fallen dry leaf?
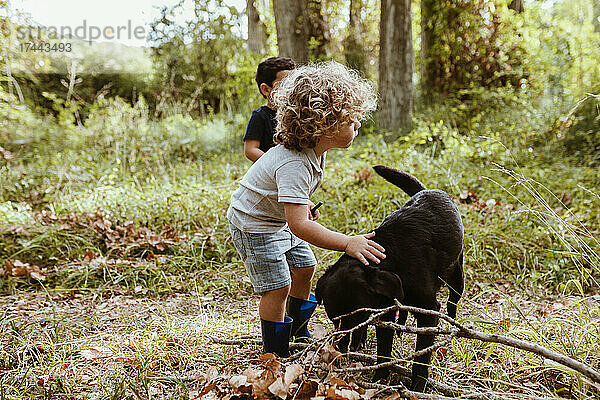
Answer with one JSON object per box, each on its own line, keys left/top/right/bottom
{"left": 268, "top": 376, "right": 288, "bottom": 399}
{"left": 82, "top": 251, "right": 97, "bottom": 263}
{"left": 436, "top": 347, "right": 448, "bottom": 361}
{"left": 328, "top": 376, "right": 348, "bottom": 387}
{"left": 284, "top": 364, "right": 304, "bottom": 385}
{"left": 80, "top": 346, "right": 113, "bottom": 360}
{"left": 195, "top": 382, "right": 217, "bottom": 399}
{"left": 241, "top": 366, "right": 277, "bottom": 398}
{"left": 205, "top": 366, "right": 219, "bottom": 382}
{"left": 353, "top": 168, "right": 373, "bottom": 183}
{"left": 311, "top": 323, "right": 328, "bottom": 340}
{"left": 3, "top": 260, "right": 47, "bottom": 280}
{"left": 266, "top": 364, "right": 304, "bottom": 399}
{"left": 260, "top": 352, "right": 282, "bottom": 374}
{"left": 229, "top": 374, "right": 252, "bottom": 394}
{"left": 113, "top": 356, "right": 140, "bottom": 367}
{"left": 321, "top": 343, "right": 343, "bottom": 363}
{"left": 294, "top": 379, "right": 319, "bottom": 399}
{"left": 327, "top": 386, "right": 361, "bottom": 400}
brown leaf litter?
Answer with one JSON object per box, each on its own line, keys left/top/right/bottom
{"left": 30, "top": 208, "right": 186, "bottom": 256}
{"left": 2, "top": 259, "right": 47, "bottom": 280}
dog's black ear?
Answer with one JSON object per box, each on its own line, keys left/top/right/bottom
{"left": 314, "top": 279, "right": 324, "bottom": 305}
{"left": 368, "top": 269, "right": 404, "bottom": 302}
{"left": 314, "top": 290, "right": 323, "bottom": 305}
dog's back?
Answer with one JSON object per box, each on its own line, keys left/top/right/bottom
{"left": 371, "top": 166, "right": 463, "bottom": 312}
{"left": 317, "top": 166, "right": 463, "bottom": 310}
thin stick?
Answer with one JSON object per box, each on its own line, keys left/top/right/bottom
{"left": 354, "top": 379, "right": 457, "bottom": 400}
{"left": 332, "top": 334, "right": 456, "bottom": 374}
{"left": 386, "top": 300, "right": 600, "bottom": 384}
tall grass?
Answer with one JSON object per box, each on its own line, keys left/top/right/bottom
{"left": 1, "top": 94, "right": 600, "bottom": 398}
{"left": 2, "top": 96, "right": 599, "bottom": 296}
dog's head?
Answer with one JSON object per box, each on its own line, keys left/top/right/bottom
{"left": 315, "top": 262, "right": 404, "bottom": 352}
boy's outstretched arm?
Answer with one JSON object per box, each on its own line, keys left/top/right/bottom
{"left": 284, "top": 203, "right": 385, "bottom": 266}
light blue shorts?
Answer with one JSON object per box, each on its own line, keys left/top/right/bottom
{"left": 229, "top": 223, "right": 317, "bottom": 293}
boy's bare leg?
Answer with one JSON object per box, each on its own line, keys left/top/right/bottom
{"left": 259, "top": 285, "right": 291, "bottom": 321}
{"left": 290, "top": 266, "right": 315, "bottom": 300}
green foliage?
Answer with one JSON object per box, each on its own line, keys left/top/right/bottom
{"left": 148, "top": 0, "right": 260, "bottom": 116}
{"left": 3, "top": 96, "right": 599, "bottom": 298}
{"left": 559, "top": 93, "right": 600, "bottom": 163}
{"left": 0, "top": 93, "right": 246, "bottom": 209}
{"left": 420, "top": 0, "right": 530, "bottom": 94}
{"left": 1, "top": 7, "right": 154, "bottom": 112}
{"left": 520, "top": 0, "right": 600, "bottom": 101}
{"left": 1, "top": 0, "right": 599, "bottom": 300}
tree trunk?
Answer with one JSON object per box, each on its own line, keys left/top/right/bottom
{"left": 593, "top": 0, "right": 600, "bottom": 32}
{"left": 273, "top": 0, "right": 309, "bottom": 63}
{"left": 508, "top": 0, "right": 524, "bottom": 13}
{"left": 247, "top": 0, "right": 268, "bottom": 54}
{"left": 344, "top": 0, "right": 366, "bottom": 73}
{"left": 379, "top": 0, "right": 413, "bottom": 136}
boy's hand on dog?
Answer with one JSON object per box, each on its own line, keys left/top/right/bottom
{"left": 344, "top": 232, "right": 386, "bottom": 265}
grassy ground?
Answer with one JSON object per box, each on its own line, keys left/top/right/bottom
{"left": 1, "top": 97, "right": 600, "bottom": 398}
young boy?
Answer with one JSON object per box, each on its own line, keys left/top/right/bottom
{"left": 227, "top": 61, "right": 384, "bottom": 357}
{"left": 244, "top": 56, "right": 296, "bottom": 162}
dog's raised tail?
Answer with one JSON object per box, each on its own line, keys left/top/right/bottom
{"left": 373, "top": 165, "right": 427, "bottom": 197}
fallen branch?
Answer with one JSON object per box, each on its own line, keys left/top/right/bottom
{"left": 204, "top": 334, "right": 260, "bottom": 345}
{"left": 207, "top": 333, "right": 462, "bottom": 397}
{"left": 331, "top": 333, "right": 456, "bottom": 374}
{"left": 205, "top": 333, "right": 307, "bottom": 351}
{"left": 207, "top": 298, "right": 600, "bottom": 396}
{"left": 382, "top": 300, "right": 600, "bottom": 385}
{"left": 336, "top": 301, "right": 600, "bottom": 384}
{"left": 354, "top": 379, "right": 454, "bottom": 400}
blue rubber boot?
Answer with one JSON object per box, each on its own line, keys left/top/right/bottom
{"left": 261, "top": 316, "right": 293, "bottom": 358}
{"left": 287, "top": 293, "right": 318, "bottom": 342}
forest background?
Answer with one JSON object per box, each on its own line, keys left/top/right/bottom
{"left": 1, "top": 0, "right": 600, "bottom": 398}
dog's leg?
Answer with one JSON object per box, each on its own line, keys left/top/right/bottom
{"left": 336, "top": 312, "right": 369, "bottom": 353}
{"left": 395, "top": 309, "right": 408, "bottom": 338}
{"left": 372, "top": 309, "right": 396, "bottom": 382}
{"left": 410, "top": 301, "right": 440, "bottom": 392}
{"left": 446, "top": 252, "right": 464, "bottom": 319}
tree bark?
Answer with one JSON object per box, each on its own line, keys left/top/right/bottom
{"left": 508, "top": 0, "right": 524, "bottom": 13}
{"left": 344, "top": 0, "right": 366, "bottom": 73}
{"left": 378, "top": 0, "right": 414, "bottom": 136}
{"left": 593, "top": 0, "right": 600, "bottom": 32}
{"left": 273, "top": 0, "right": 309, "bottom": 63}
{"left": 247, "top": 0, "right": 268, "bottom": 54}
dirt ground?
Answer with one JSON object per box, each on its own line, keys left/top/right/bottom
{"left": 2, "top": 283, "right": 600, "bottom": 399}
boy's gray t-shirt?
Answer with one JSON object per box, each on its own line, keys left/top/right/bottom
{"left": 227, "top": 144, "right": 325, "bottom": 233}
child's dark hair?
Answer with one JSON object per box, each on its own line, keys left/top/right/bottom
{"left": 256, "top": 57, "right": 296, "bottom": 98}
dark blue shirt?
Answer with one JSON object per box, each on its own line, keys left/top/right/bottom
{"left": 243, "top": 106, "right": 277, "bottom": 153}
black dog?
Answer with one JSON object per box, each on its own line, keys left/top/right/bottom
{"left": 315, "top": 165, "right": 464, "bottom": 392}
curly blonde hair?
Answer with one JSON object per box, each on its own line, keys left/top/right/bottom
{"left": 271, "top": 61, "right": 377, "bottom": 151}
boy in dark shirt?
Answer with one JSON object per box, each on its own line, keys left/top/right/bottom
{"left": 244, "top": 57, "right": 296, "bottom": 162}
